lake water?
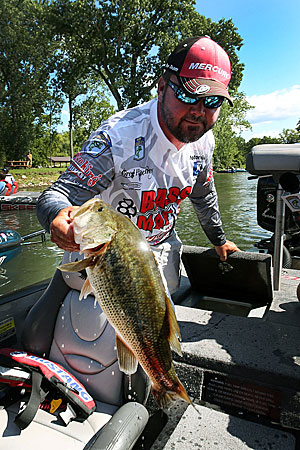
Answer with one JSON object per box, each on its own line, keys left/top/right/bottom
{"left": 0, "top": 172, "right": 271, "bottom": 297}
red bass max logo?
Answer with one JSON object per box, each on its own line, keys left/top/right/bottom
{"left": 137, "top": 186, "right": 191, "bottom": 232}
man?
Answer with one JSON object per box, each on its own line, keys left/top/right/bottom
{"left": 37, "top": 36, "right": 240, "bottom": 295}
{"left": 26, "top": 151, "right": 33, "bottom": 168}
{"left": 0, "top": 168, "right": 18, "bottom": 196}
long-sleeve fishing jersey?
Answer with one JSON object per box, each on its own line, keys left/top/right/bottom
{"left": 37, "top": 99, "right": 226, "bottom": 247}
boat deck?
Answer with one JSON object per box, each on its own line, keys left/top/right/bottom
{"left": 150, "top": 267, "right": 300, "bottom": 449}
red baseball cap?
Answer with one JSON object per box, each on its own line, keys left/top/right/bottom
{"left": 164, "top": 36, "right": 233, "bottom": 105}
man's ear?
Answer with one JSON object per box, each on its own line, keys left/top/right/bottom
{"left": 157, "top": 77, "right": 165, "bottom": 104}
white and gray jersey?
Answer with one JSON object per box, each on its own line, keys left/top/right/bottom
{"left": 37, "top": 99, "right": 226, "bottom": 247}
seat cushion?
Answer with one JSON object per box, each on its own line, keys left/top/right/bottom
{"left": 60, "top": 251, "right": 88, "bottom": 291}
{"left": 49, "top": 288, "right": 124, "bottom": 406}
{"left": 0, "top": 400, "right": 117, "bottom": 450}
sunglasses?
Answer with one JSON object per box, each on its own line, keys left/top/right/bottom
{"left": 167, "top": 80, "right": 224, "bottom": 109}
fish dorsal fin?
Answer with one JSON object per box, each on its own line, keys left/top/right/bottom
{"left": 58, "top": 255, "right": 95, "bottom": 273}
{"left": 165, "top": 295, "right": 182, "bottom": 356}
{"left": 116, "top": 334, "right": 138, "bottom": 375}
{"left": 79, "top": 278, "right": 93, "bottom": 300}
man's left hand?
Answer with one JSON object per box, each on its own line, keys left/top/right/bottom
{"left": 215, "top": 240, "right": 241, "bottom": 262}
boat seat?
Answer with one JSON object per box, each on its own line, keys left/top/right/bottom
{"left": 0, "top": 251, "right": 150, "bottom": 450}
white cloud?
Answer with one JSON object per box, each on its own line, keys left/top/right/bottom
{"left": 246, "top": 85, "right": 300, "bottom": 124}
{"left": 252, "top": 129, "right": 281, "bottom": 139}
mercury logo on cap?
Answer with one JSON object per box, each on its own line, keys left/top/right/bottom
{"left": 194, "top": 85, "right": 211, "bottom": 95}
{"left": 164, "top": 36, "right": 233, "bottom": 105}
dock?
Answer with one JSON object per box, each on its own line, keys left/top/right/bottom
{"left": 0, "top": 191, "right": 41, "bottom": 210}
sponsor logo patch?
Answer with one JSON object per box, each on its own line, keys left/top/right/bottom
{"left": 137, "top": 186, "right": 192, "bottom": 238}
{"left": 188, "top": 63, "right": 230, "bottom": 80}
{"left": 121, "top": 182, "right": 142, "bottom": 191}
{"left": 195, "top": 85, "right": 210, "bottom": 94}
{"left": 117, "top": 198, "right": 137, "bottom": 218}
{"left": 134, "top": 137, "right": 145, "bottom": 161}
{"left": 120, "top": 167, "right": 153, "bottom": 181}
{"left": 193, "top": 161, "right": 204, "bottom": 178}
{"left": 67, "top": 153, "right": 102, "bottom": 187}
{"left": 82, "top": 131, "right": 112, "bottom": 157}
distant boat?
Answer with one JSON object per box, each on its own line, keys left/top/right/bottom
{"left": 0, "top": 229, "right": 46, "bottom": 265}
{"left": 215, "top": 168, "right": 247, "bottom": 173}
{"left": 215, "top": 168, "right": 237, "bottom": 173}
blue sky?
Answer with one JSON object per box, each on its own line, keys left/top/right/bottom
{"left": 196, "top": 0, "right": 300, "bottom": 139}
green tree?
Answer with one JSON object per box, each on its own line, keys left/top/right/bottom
{"left": 213, "top": 92, "right": 253, "bottom": 169}
{"left": 0, "top": 0, "right": 246, "bottom": 166}
{"left": 0, "top": 0, "right": 55, "bottom": 162}
{"left": 73, "top": 86, "right": 115, "bottom": 152}
{"left": 50, "top": 34, "right": 91, "bottom": 158}
{"left": 48, "top": 0, "right": 244, "bottom": 110}
{"left": 279, "top": 128, "right": 300, "bottom": 144}
{"left": 31, "top": 94, "right": 64, "bottom": 167}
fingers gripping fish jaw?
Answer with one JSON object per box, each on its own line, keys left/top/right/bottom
{"left": 70, "top": 198, "right": 118, "bottom": 253}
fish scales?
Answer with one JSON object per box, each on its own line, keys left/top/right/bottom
{"left": 87, "top": 232, "right": 167, "bottom": 356}
{"left": 59, "top": 198, "right": 194, "bottom": 409}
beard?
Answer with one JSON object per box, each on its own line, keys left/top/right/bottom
{"left": 160, "top": 91, "right": 214, "bottom": 143}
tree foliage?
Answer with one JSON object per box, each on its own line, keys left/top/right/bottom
{"left": 47, "top": 0, "right": 197, "bottom": 110}
{"left": 0, "top": 0, "right": 248, "bottom": 167}
{"left": 0, "top": 0, "right": 54, "bottom": 163}
{"left": 72, "top": 85, "right": 115, "bottom": 152}
{"left": 213, "top": 92, "right": 253, "bottom": 169}
{"left": 279, "top": 127, "right": 300, "bottom": 144}
{"left": 1, "top": 0, "right": 296, "bottom": 170}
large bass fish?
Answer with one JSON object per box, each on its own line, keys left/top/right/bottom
{"left": 59, "top": 198, "right": 192, "bottom": 408}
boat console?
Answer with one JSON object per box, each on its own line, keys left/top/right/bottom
{"left": 246, "top": 144, "right": 300, "bottom": 290}
{"left": 246, "top": 143, "right": 300, "bottom": 177}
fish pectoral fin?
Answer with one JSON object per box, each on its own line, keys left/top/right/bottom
{"left": 116, "top": 335, "right": 138, "bottom": 375}
{"left": 82, "top": 240, "right": 112, "bottom": 256}
{"left": 80, "top": 278, "right": 93, "bottom": 300}
{"left": 165, "top": 294, "right": 182, "bottom": 357}
{"left": 58, "top": 256, "right": 95, "bottom": 273}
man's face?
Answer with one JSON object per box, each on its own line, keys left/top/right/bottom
{"left": 157, "top": 75, "right": 221, "bottom": 145}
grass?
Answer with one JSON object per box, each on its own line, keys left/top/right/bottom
{"left": 11, "top": 167, "right": 66, "bottom": 189}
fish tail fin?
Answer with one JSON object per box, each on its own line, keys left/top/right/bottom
{"left": 152, "top": 380, "right": 195, "bottom": 410}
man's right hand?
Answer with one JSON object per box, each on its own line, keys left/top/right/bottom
{"left": 50, "top": 206, "right": 80, "bottom": 252}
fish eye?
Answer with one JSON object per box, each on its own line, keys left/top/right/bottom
{"left": 98, "top": 207, "right": 104, "bottom": 212}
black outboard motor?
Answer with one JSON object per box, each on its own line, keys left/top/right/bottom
{"left": 246, "top": 143, "right": 300, "bottom": 290}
